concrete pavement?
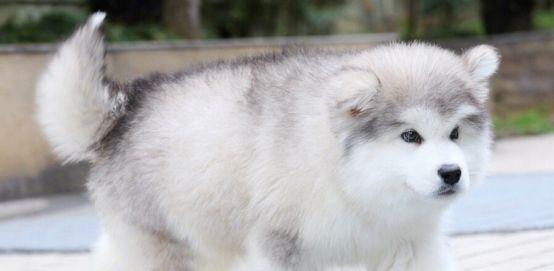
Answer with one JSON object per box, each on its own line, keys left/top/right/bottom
{"left": 489, "top": 133, "right": 554, "bottom": 175}
{"left": 3, "top": 229, "right": 553, "bottom": 271}
{"left": 454, "top": 229, "right": 554, "bottom": 271}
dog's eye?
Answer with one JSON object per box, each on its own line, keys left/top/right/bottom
{"left": 401, "top": 129, "right": 423, "bottom": 144}
{"left": 450, "top": 127, "right": 459, "bottom": 140}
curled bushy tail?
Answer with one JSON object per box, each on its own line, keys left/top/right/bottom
{"left": 36, "top": 12, "right": 125, "bottom": 162}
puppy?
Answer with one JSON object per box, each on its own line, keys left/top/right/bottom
{"left": 37, "top": 13, "right": 499, "bottom": 271}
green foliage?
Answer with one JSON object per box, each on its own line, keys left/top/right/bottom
{"left": 104, "top": 23, "right": 179, "bottom": 42}
{"left": 201, "top": 0, "right": 346, "bottom": 38}
{"left": 0, "top": 9, "right": 178, "bottom": 44}
{"left": 534, "top": 9, "right": 554, "bottom": 30}
{"left": 0, "top": 10, "right": 87, "bottom": 43}
{"left": 410, "top": 19, "right": 484, "bottom": 39}
{"left": 422, "top": 0, "right": 473, "bottom": 15}
{"left": 403, "top": 0, "right": 484, "bottom": 39}
{"left": 494, "top": 106, "right": 554, "bottom": 138}
{"left": 2, "top": 1, "right": 553, "bottom": 43}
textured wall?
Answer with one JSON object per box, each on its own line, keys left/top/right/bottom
{"left": 438, "top": 31, "right": 554, "bottom": 116}
{"left": 0, "top": 31, "right": 552, "bottom": 200}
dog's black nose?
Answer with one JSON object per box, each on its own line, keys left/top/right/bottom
{"left": 438, "top": 164, "right": 461, "bottom": 185}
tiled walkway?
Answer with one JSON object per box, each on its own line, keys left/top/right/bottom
{"left": 0, "top": 253, "right": 90, "bottom": 271}
{"left": 2, "top": 230, "right": 553, "bottom": 271}
{"left": 454, "top": 230, "right": 554, "bottom": 271}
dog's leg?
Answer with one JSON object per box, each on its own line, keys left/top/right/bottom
{"left": 232, "top": 250, "right": 286, "bottom": 271}
{"left": 373, "top": 239, "right": 455, "bottom": 271}
{"left": 411, "top": 248, "right": 456, "bottom": 271}
{"left": 232, "top": 230, "right": 301, "bottom": 271}
{"left": 408, "top": 237, "right": 456, "bottom": 271}
{"left": 92, "top": 220, "right": 194, "bottom": 271}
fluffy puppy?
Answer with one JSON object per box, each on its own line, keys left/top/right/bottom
{"left": 36, "top": 13, "right": 499, "bottom": 271}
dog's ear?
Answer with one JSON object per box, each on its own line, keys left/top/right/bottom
{"left": 462, "top": 45, "right": 500, "bottom": 82}
{"left": 462, "top": 45, "right": 500, "bottom": 103}
{"left": 328, "top": 69, "right": 380, "bottom": 118}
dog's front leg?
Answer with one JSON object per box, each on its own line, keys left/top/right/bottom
{"left": 367, "top": 238, "right": 456, "bottom": 271}
{"left": 403, "top": 238, "right": 457, "bottom": 271}
{"left": 232, "top": 244, "right": 292, "bottom": 271}
{"left": 232, "top": 251, "right": 286, "bottom": 271}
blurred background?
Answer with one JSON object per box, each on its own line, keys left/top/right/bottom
{"left": 0, "top": 0, "right": 553, "bottom": 41}
{"left": 0, "top": 1, "right": 553, "bottom": 270}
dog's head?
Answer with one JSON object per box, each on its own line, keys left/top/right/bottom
{"left": 330, "top": 43, "right": 499, "bottom": 212}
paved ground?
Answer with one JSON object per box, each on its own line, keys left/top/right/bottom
{"left": 0, "top": 133, "right": 553, "bottom": 270}
{"left": 489, "top": 133, "right": 554, "bottom": 175}
{"left": 455, "top": 229, "right": 554, "bottom": 271}
{"left": 2, "top": 229, "right": 552, "bottom": 271}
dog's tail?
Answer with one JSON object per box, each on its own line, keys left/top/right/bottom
{"left": 36, "top": 12, "right": 125, "bottom": 163}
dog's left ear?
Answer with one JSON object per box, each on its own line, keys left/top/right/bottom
{"left": 462, "top": 45, "right": 500, "bottom": 82}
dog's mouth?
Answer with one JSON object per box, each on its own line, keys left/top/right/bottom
{"left": 436, "top": 185, "right": 458, "bottom": 196}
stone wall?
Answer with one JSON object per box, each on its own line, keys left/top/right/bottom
{"left": 0, "top": 31, "right": 552, "bottom": 200}
{"left": 438, "top": 31, "right": 554, "bottom": 116}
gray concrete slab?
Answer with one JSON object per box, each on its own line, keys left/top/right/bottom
{"left": 4, "top": 229, "right": 554, "bottom": 271}
{"left": 2, "top": 229, "right": 554, "bottom": 271}
{"left": 0, "top": 194, "right": 98, "bottom": 252}
{"left": 0, "top": 174, "right": 553, "bottom": 252}
{"left": 449, "top": 173, "right": 554, "bottom": 235}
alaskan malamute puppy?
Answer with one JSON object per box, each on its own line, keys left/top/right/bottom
{"left": 37, "top": 13, "right": 499, "bottom": 271}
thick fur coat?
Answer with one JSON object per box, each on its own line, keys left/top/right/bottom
{"left": 36, "top": 13, "right": 499, "bottom": 271}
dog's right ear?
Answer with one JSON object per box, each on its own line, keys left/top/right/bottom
{"left": 462, "top": 45, "right": 500, "bottom": 82}
{"left": 328, "top": 69, "right": 380, "bottom": 118}
{"left": 462, "top": 45, "right": 500, "bottom": 103}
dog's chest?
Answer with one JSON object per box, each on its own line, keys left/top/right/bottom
{"left": 298, "top": 207, "right": 412, "bottom": 268}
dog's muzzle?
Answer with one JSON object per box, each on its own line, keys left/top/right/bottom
{"left": 437, "top": 184, "right": 458, "bottom": 196}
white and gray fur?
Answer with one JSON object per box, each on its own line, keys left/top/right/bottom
{"left": 36, "top": 13, "right": 499, "bottom": 271}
